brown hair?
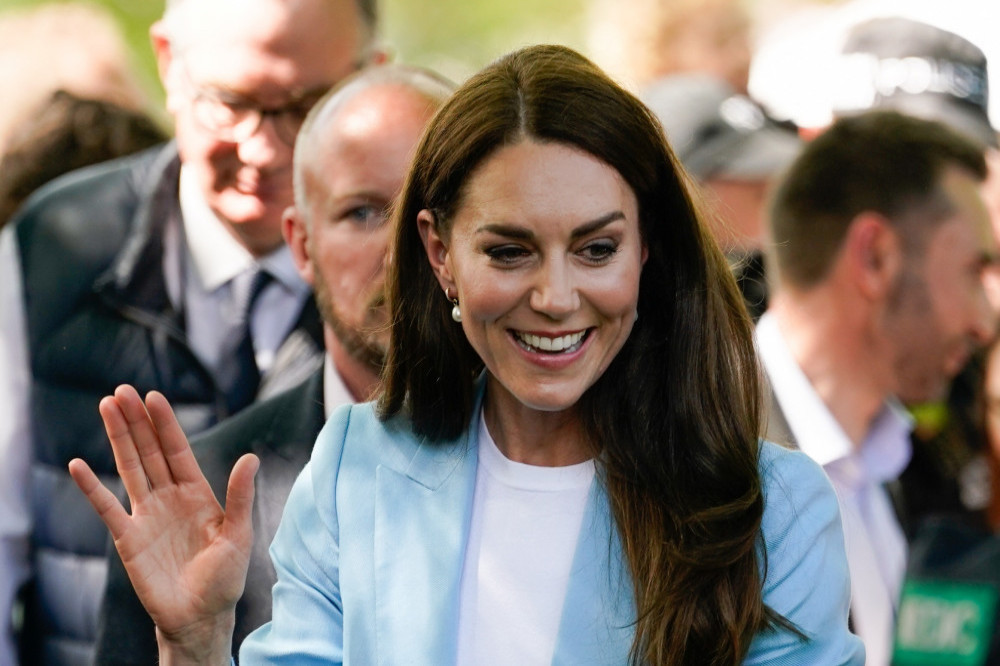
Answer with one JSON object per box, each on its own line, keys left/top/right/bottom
{"left": 0, "top": 90, "right": 166, "bottom": 228}
{"left": 380, "top": 44, "right": 786, "bottom": 664}
{"left": 770, "top": 110, "right": 987, "bottom": 289}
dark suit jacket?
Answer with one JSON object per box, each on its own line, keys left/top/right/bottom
{"left": 94, "top": 368, "right": 326, "bottom": 665}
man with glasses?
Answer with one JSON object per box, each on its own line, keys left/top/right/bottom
{"left": 0, "top": 1, "right": 382, "bottom": 663}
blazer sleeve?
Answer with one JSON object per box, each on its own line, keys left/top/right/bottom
{"left": 238, "top": 406, "right": 352, "bottom": 665}
{"left": 744, "top": 442, "right": 865, "bottom": 665}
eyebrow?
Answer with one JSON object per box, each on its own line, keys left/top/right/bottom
{"left": 206, "top": 82, "right": 332, "bottom": 108}
{"left": 475, "top": 211, "right": 627, "bottom": 240}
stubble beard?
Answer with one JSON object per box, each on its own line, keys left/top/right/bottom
{"left": 313, "top": 268, "right": 388, "bottom": 374}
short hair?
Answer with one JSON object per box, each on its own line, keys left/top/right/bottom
{"left": 292, "top": 64, "right": 455, "bottom": 213}
{"left": 0, "top": 90, "right": 167, "bottom": 228}
{"left": 769, "top": 110, "right": 987, "bottom": 289}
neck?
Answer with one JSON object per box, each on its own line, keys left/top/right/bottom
{"left": 325, "top": 326, "right": 381, "bottom": 402}
{"left": 482, "top": 378, "right": 592, "bottom": 467}
{"left": 770, "top": 288, "right": 891, "bottom": 447}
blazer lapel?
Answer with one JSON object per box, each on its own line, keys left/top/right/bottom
{"left": 373, "top": 418, "right": 479, "bottom": 665}
{"left": 552, "top": 479, "right": 636, "bottom": 665}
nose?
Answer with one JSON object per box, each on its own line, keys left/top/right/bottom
{"left": 529, "top": 258, "right": 580, "bottom": 319}
{"left": 971, "top": 276, "right": 999, "bottom": 345}
{"left": 235, "top": 115, "right": 290, "bottom": 169}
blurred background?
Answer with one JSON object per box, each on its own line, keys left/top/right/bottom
{"left": 0, "top": 0, "right": 998, "bottom": 132}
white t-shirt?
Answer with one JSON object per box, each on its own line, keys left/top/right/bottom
{"left": 455, "top": 413, "right": 596, "bottom": 665}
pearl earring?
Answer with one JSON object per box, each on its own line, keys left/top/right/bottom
{"left": 446, "top": 288, "right": 462, "bottom": 323}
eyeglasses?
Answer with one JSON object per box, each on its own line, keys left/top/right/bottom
{"left": 188, "top": 83, "right": 329, "bottom": 146}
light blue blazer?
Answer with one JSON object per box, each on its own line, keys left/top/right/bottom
{"left": 240, "top": 398, "right": 864, "bottom": 665}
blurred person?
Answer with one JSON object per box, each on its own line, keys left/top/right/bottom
{"left": 833, "top": 16, "right": 996, "bottom": 151}
{"left": 0, "top": 89, "right": 167, "bottom": 229}
{"left": 0, "top": 0, "right": 384, "bottom": 663}
{"left": 642, "top": 73, "right": 801, "bottom": 319}
{"left": 761, "top": 110, "right": 997, "bottom": 666}
{"left": 589, "top": 0, "right": 753, "bottom": 91}
{"left": 834, "top": 15, "right": 999, "bottom": 535}
{"left": 71, "top": 44, "right": 861, "bottom": 666}
{"left": 94, "top": 63, "right": 454, "bottom": 666}
{"left": 0, "top": 2, "right": 153, "bottom": 156}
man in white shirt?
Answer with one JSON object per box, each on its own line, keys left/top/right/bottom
{"left": 759, "top": 110, "right": 998, "bottom": 666}
{"left": 0, "top": 1, "right": 384, "bottom": 663}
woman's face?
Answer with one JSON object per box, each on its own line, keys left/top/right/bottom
{"left": 419, "top": 139, "right": 646, "bottom": 415}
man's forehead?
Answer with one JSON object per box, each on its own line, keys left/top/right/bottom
{"left": 169, "top": 0, "right": 367, "bottom": 68}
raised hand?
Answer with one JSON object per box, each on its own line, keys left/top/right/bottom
{"left": 68, "top": 385, "right": 258, "bottom": 665}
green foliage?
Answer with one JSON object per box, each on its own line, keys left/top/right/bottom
{"left": 381, "top": 0, "right": 588, "bottom": 83}
{"left": 0, "top": 0, "right": 165, "bottom": 103}
{"left": 0, "top": 0, "right": 590, "bottom": 101}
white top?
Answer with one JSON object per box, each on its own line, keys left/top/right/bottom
{"left": 455, "top": 413, "right": 596, "bottom": 666}
{"left": 756, "top": 312, "right": 912, "bottom": 666}
{"left": 0, "top": 165, "right": 307, "bottom": 666}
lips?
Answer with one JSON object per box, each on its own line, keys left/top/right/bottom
{"left": 513, "top": 329, "right": 589, "bottom": 354}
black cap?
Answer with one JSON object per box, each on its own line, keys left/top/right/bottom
{"left": 642, "top": 73, "right": 803, "bottom": 181}
{"left": 834, "top": 17, "right": 996, "bottom": 149}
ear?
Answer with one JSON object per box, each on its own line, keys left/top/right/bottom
{"left": 843, "top": 212, "right": 902, "bottom": 301}
{"left": 283, "top": 206, "right": 314, "bottom": 286}
{"left": 150, "top": 20, "right": 183, "bottom": 115}
{"left": 416, "top": 209, "right": 456, "bottom": 293}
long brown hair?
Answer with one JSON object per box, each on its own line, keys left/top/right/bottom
{"left": 380, "top": 44, "right": 783, "bottom": 665}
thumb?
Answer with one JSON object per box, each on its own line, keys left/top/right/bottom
{"left": 223, "top": 453, "right": 259, "bottom": 542}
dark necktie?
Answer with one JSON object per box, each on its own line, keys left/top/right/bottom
{"left": 217, "top": 268, "right": 272, "bottom": 415}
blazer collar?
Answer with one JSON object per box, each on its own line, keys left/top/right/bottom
{"left": 372, "top": 377, "right": 480, "bottom": 664}
{"left": 375, "top": 377, "right": 636, "bottom": 664}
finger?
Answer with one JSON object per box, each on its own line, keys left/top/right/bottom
{"left": 68, "top": 458, "right": 132, "bottom": 541}
{"left": 223, "top": 453, "right": 259, "bottom": 545}
{"left": 100, "top": 393, "right": 150, "bottom": 503}
{"left": 144, "top": 390, "right": 204, "bottom": 485}
{"left": 114, "top": 386, "right": 174, "bottom": 489}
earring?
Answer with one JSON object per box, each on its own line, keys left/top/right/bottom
{"left": 446, "top": 287, "right": 462, "bottom": 323}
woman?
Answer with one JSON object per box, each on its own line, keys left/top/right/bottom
{"left": 70, "top": 45, "right": 862, "bottom": 665}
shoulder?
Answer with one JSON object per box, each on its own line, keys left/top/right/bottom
{"left": 748, "top": 441, "right": 864, "bottom": 664}
{"left": 13, "top": 144, "right": 175, "bottom": 281}
{"left": 191, "top": 375, "right": 322, "bottom": 491}
{"left": 758, "top": 440, "right": 839, "bottom": 536}
{"left": 309, "top": 401, "right": 424, "bottom": 483}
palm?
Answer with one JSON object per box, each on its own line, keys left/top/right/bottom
{"left": 114, "top": 472, "right": 248, "bottom": 633}
{"left": 68, "top": 385, "right": 257, "bottom": 651}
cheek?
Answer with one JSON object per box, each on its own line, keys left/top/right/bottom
{"left": 174, "top": 117, "right": 235, "bottom": 176}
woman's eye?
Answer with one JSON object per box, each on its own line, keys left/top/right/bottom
{"left": 346, "top": 205, "right": 386, "bottom": 228}
{"left": 485, "top": 245, "right": 530, "bottom": 264}
{"left": 580, "top": 241, "right": 618, "bottom": 263}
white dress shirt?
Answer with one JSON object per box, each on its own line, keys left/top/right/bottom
{"left": 756, "top": 312, "right": 912, "bottom": 666}
{"left": 0, "top": 166, "right": 307, "bottom": 666}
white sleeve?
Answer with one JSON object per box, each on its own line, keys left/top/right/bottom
{"left": 0, "top": 226, "right": 34, "bottom": 666}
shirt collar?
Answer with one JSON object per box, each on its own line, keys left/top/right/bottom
{"left": 756, "top": 312, "right": 912, "bottom": 480}
{"left": 179, "top": 166, "right": 254, "bottom": 291}
{"left": 178, "top": 166, "right": 308, "bottom": 298}
{"left": 323, "top": 353, "right": 356, "bottom": 419}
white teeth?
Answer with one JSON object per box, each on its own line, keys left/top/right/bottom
{"left": 516, "top": 330, "right": 586, "bottom": 353}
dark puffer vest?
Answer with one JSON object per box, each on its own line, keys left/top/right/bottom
{"left": 13, "top": 144, "right": 322, "bottom": 665}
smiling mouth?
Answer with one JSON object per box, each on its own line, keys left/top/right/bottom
{"left": 513, "top": 329, "right": 590, "bottom": 354}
